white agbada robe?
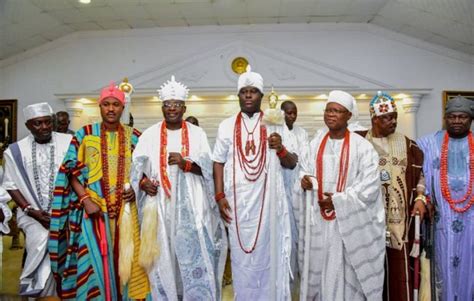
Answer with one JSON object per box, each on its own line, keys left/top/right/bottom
{"left": 132, "top": 121, "right": 227, "bottom": 301}
{"left": 2, "top": 132, "right": 71, "bottom": 297}
{"left": 297, "top": 131, "right": 385, "bottom": 301}
{"left": 212, "top": 112, "right": 292, "bottom": 301}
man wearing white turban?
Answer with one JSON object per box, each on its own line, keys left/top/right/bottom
{"left": 213, "top": 65, "right": 297, "bottom": 300}
{"left": 2, "top": 102, "right": 71, "bottom": 299}
{"left": 297, "top": 90, "right": 385, "bottom": 300}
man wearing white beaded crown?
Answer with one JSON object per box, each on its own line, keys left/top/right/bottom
{"left": 2, "top": 102, "right": 71, "bottom": 299}
{"left": 213, "top": 65, "right": 297, "bottom": 300}
{"left": 133, "top": 76, "right": 227, "bottom": 300}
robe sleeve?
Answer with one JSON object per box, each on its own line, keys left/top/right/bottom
{"left": 49, "top": 127, "right": 89, "bottom": 280}
{"left": 212, "top": 121, "right": 230, "bottom": 163}
{"left": 2, "top": 148, "right": 20, "bottom": 191}
{"left": 0, "top": 187, "right": 12, "bottom": 234}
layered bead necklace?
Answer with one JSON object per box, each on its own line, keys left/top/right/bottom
{"left": 233, "top": 112, "right": 267, "bottom": 253}
{"left": 159, "top": 121, "right": 189, "bottom": 198}
{"left": 439, "top": 131, "right": 474, "bottom": 213}
{"left": 315, "top": 130, "right": 351, "bottom": 221}
{"left": 32, "top": 138, "right": 55, "bottom": 212}
{"left": 100, "top": 123, "right": 126, "bottom": 219}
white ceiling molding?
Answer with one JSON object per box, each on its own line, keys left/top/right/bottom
{"left": 0, "top": 0, "right": 472, "bottom": 61}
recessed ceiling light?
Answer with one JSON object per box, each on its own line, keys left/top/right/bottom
{"left": 79, "top": 0, "right": 91, "bottom": 4}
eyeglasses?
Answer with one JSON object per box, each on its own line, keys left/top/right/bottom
{"left": 324, "top": 108, "right": 349, "bottom": 115}
{"left": 162, "top": 102, "right": 185, "bottom": 109}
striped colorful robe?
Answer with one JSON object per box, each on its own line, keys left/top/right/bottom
{"left": 48, "top": 123, "right": 150, "bottom": 300}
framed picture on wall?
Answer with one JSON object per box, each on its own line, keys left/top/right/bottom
{"left": 442, "top": 91, "right": 474, "bottom": 130}
{"left": 0, "top": 99, "right": 18, "bottom": 162}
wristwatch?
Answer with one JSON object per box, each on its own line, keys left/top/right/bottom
{"left": 23, "top": 205, "right": 33, "bottom": 216}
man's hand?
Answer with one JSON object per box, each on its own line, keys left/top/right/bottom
{"left": 82, "top": 198, "right": 101, "bottom": 218}
{"left": 217, "top": 198, "right": 232, "bottom": 224}
{"left": 411, "top": 199, "right": 427, "bottom": 221}
{"left": 301, "top": 175, "right": 314, "bottom": 190}
{"left": 426, "top": 202, "right": 435, "bottom": 222}
{"left": 318, "top": 192, "right": 335, "bottom": 211}
{"left": 268, "top": 133, "right": 283, "bottom": 151}
{"left": 122, "top": 187, "right": 136, "bottom": 203}
{"left": 28, "top": 209, "right": 51, "bottom": 229}
{"left": 168, "top": 152, "right": 185, "bottom": 169}
{"left": 140, "top": 178, "right": 159, "bottom": 196}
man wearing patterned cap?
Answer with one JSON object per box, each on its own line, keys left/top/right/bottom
{"left": 49, "top": 83, "right": 150, "bottom": 300}
{"left": 417, "top": 95, "right": 474, "bottom": 300}
{"left": 2, "top": 102, "right": 71, "bottom": 299}
{"left": 298, "top": 90, "right": 385, "bottom": 300}
{"left": 132, "top": 76, "right": 227, "bottom": 300}
{"left": 213, "top": 65, "right": 297, "bottom": 300}
{"left": 357, "top": 91, "right": 427, "bottom": 301}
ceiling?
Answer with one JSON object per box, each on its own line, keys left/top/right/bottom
{"left": 0, "top": 0, "right": 473, "bottom": 61}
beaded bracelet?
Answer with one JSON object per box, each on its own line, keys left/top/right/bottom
{"left": 414, "top": 195, "right": 427, "bottom": 205}
{"left": 215, "top": 192, "right": 226, "bottom": 202}
{"left": 139, "top": 177, "right": 148, "bottom": 189}
{"left": 78, "top": 193, "right": 90, "bottom": 204}
{"left": 276, "top": 146, "right": 288, "bottom": 158}
{"left": 183, "top": 160, "right": 193, "bottom": 173}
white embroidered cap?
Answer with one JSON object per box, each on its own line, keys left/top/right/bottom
{"left": 158, "top": 75, "right": 189, "bottom": 101}
{"left": 237, "top": 65, "right": 264, "bottom": 93}
{"left": 23, "top": 102, "right": 54, "bottom": 121}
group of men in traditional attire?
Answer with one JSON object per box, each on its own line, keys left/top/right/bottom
{"left": 0, "top": 64, "right": 472, "bottom": 301}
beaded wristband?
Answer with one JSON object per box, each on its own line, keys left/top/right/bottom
{"left": 78, "top": 193, "right": 90, "bottom": 204}
{"left": 139, "top": 177, "right": 148, "bottom": 189}
{"left": 183, "top": 160, "right": 193, "bottom": 173}
{"left": 215, "top": 192, "right": 226, "bottom": 202}
{"left": 276, "top": 146, "right": 288, "bottom": 158}
{"left": 414, "top": 195, "right": 427, "bottom": 205}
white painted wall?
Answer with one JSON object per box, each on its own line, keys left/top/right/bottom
{"left": 0, "top": 23, "right": 472, "bottom": 141}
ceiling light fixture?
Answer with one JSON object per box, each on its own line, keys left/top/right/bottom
{"left": 79, "top": 0, "right": 91, "bottom": 4}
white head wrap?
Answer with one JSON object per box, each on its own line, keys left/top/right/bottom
{"left": 327, "top": 90, "right": 358, "bottom": 120}
{"left": 158, "top": 75, "right": 189, "bottom": 101}
{"left": 23, "top": 102, "right": 53, "bottom": 121}
{"left": 237, "top": 65, "right": 264, "bottom": 93}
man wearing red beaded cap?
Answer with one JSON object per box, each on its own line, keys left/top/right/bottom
{"left": 132, "top": 75, "right": 227, "bottom": 300}
{"left": 49, "top": 82, "right": 151, "bottom": 300}
{"left": 417, "top": 95, "right": 474, "bottom": 301}
{"left": 357, "top": 91, "right": 427, "bottom": 301}
{"left": 212, "top": 65, "right": 297, "bottom": 300}
{"left": 298, "top": 90, "right": 385, "bottom": 300}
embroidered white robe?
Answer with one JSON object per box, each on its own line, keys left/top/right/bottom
{"left": 132, "top": 121, "right": 227, "bottom": 301}
{"left": 297, "top": 131, "right": 385, "bottom": 301}
{"left": 2, "top": 132, "right": 71, "bottom": 297}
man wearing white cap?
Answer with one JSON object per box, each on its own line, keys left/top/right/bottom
{"left": 213, "top": 66, "right": 297, "bottom": 300}
{"left": 357, "top": 91, "right": 427, "bottom": 301}
{"left": 2, "top": 102, "right": 71, "bottom": 299}
{"left": 298, "top": 90, "right": 385, "bottom": 300}
{"left": 133, "top": 76, "right": 227, "bottom": 300}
